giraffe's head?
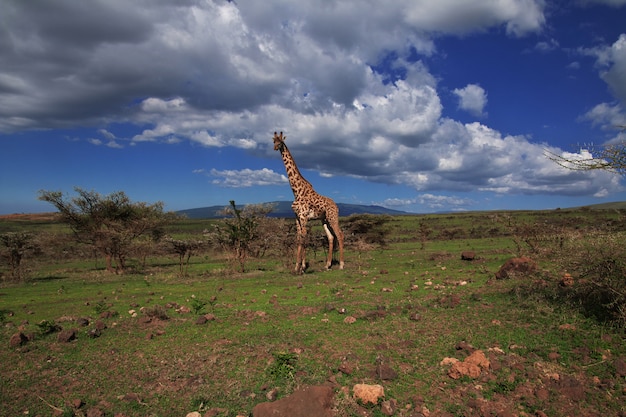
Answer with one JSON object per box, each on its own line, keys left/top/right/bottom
{"left": 273, "top": 131, "right": 286, "bottom": 151}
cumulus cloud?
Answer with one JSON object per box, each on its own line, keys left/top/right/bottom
{"left": 379, "top": 194, "right": 474, "bottom": 211}
{"left": 582, "top": 102, "right": 626, "bottom": 128}
{"left": 0, "top": 0, "right": 546, "bottom": 133}
{"left": 207, "top": 168, "right": 288, "bottom": 188}
{"left": 403, "top": 0, "right": 545, "bottom": 36}
{"left": 1, "top": 0, "right": 620, "bottom": 203}
{"left": 453, "top": 84, "right": 488, "bottom": 118}
{"left": 578, "top": 34, "right": 626, "bottom": 134}
{"left": 601, "top": 34, "right": 626, "bottom": 105}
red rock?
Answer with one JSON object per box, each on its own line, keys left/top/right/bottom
{"left": 495, "top": 257, "right": 537, "bottom": 279}
{"left": 57, "top": 329, "right": 77, "bottom": 343}
{"left": 9, "top": 332, "right": 28, "bottom": 348}
{"left": 252, "top": 385, "right": 334, "bottom": 417}
{"left": 353, "top": 384, "right": 384, "bottom": 405}
{"left": 461, "top": 251, "right": 476, "bottom": 261}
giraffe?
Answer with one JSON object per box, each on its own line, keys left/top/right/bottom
{"left": 273, "top": 131, "right": 344, "bottom": 274}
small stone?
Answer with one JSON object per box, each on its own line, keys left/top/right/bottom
{"left": 376, "top": 364, "right": 398, "bottom": 380}
{"left": 343, "top": 316, "right": 357, "bottom": 324}
{"left": 9, "top": 332, "right": 28, "bottom": 348}
{"left": 87, "top": 328, "right": 101, "bottom": 338}
{"left": 409, "top": 313, "right": 421, "bottom": 321}
{"left": 535, "top": 388, "right": 549, "bottom": 401}
{"left": 461, "top": 251, "right": 476, "bottom": 261}
{"left": 120, "top": 393, "right": 142, "bottom": 403}
{"left": 353, "top": 383, "right": 384, "bottom": 405}
{"left": 559, "top": 273, "right": 574, "bottom": 287}
{"left": 204, "top": 408, "right": 228, "bottom": 417}
{"left": 186, "top": 412, "right": 202, "bottom": 417}
{"left": 381, "top": 399, "right": 397, "bottom": 416}
{"left": 86, "top": 408, "right": 104, "bottom": 417}
{"left": 440, "top": 357, "right": 459, "bottom": 366}
{"left": 266, "top": 388, "right": 278, "bottom": 401}
{"left": 338, "top": 363, "right": 353, "bottom": 375}
{"left": 57, "top": 329, "right": 77, "bottom": 343}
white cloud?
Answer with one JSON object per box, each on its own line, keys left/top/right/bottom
{"left": 208, "top": 168, "right": 288, "bottom": 187}
{"left": 534, "top": 38, "right": 559, "bottom": 52}
{"left": 418, "top": 193, "right": 474, "bottom": 210}
{"left": 582, "top": 102, "right": 626, "bottom": 129}
{"left": 453, "top": 84, "right": 488, "bottom": 118}
{"left": 3, "top": 0, "right": 620, "bottom": 202}
{"left": 601, "top": 34, "right": 626, "bottom": 105}
{"left": 0, "top": 0, "right": 546, "bottom": 133}
{"left": 403, "top": 0, "right": 545, "bottom": 36}
{"left": 98, "top": 129, "right": 116, "bottom": 140}
{"left": 576, "top": 33, "right": 626, "bottom": 138}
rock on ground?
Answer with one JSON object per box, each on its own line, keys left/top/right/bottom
{"left": 57, "top": 329, "right": 77, "bottom": 343}
{"left": 9, "top": 332, "right": 29, "bottom": 348}
{"left": 353, "top": 383, "right": 385, "bottom": 405}
{"left": 495, "top": 257, "right": 537, "bottom": 280}
{"left": 461, "top": 251, "right": 476, "bottom": 261}
{"left": 447, "top": 350, "right": 491, "bottom": 379}
{"left": 252, "top": 385, "right": 334, "bottom": 417}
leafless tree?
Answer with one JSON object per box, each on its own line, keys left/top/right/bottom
{"left": 546, "top": 126, "right": 626, "bottom": 175}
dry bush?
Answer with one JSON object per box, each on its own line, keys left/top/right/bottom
{"left": 555, "top": 230, "right": 626, "bottom": 325}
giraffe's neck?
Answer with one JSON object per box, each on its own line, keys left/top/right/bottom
{"left": 279, "top": 144, "right": 314, "bottom": 200}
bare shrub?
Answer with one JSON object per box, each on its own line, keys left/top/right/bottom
{"left": 205, "top": 201, "right": 274, "bottom": 272}
{"left": 555, "top": 230, "right": 626, "bottom": 325}
{"left": 165, "top": 238, "right": 205, "bottom": 277}
{"left": 0, "top": 232, "right": 39, "bottom": 281}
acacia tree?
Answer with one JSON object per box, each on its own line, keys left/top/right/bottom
{"left": 38, "top": 188, "right": 173, "bottom": 273}
{"left": 205, "top": 200, "right": 274, "bottom": 272}
{"left": 165, "top": 238, "right": 205, "bottom": 277}
{"left": 546, "top": 127, "right": 626, "bottom": 175}
{"left": 0, "top": 232, "right": 38, "bottom": 281}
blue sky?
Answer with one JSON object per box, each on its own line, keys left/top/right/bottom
{"left": 1, "top": 0, "right": 626, "bottom": 215}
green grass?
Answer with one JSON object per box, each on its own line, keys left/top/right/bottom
{"left": 1, "top": 209, "right": 625, "bottom": 416}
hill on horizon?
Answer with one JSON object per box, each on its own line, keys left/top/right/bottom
{"left": 176, "top": 200, "right": 626, "bottom": 219}
{"left": 2, "top": 201, "right": 624, "bottom": 221}
{"left": 176, "top": 201, "right": 409, "bottom": 219}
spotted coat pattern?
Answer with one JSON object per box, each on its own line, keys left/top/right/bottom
{"left": 273, "top": 132, "right": 345, "bottom": 273}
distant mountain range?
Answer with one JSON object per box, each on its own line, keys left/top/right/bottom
{"left": 176, "top": 201, "right": 409, "bottom": 219}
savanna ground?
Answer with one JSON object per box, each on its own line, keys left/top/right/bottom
{"left": 1, "top": 208, "right": 625, "bottom": 417}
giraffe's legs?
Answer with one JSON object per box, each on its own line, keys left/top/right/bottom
{"left": 336, "top": 224, "right": 345, "bottom": 270}
{"left": 323, "top": 221, "right": 345, "bottom": 270}
{"left": 295, "top": 218, "right": 307, "bottom": 274}
{"left": 323, "top": 224, "right": 334, "bottom": 269}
